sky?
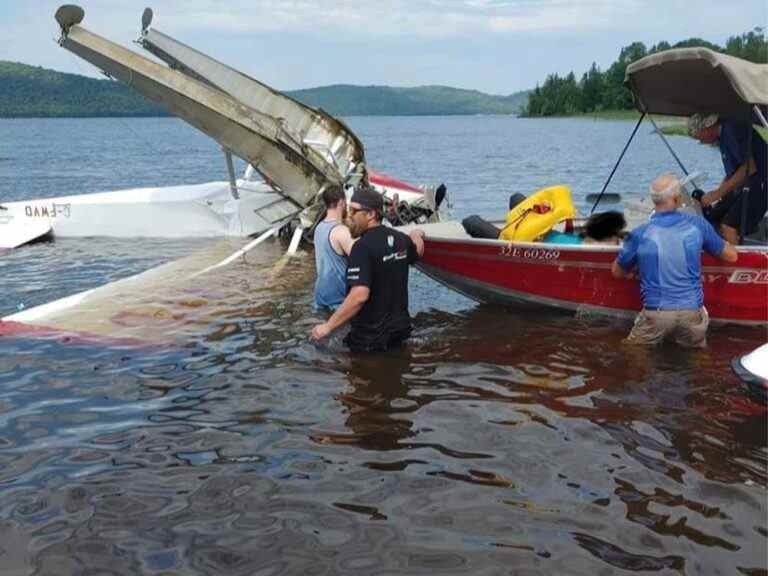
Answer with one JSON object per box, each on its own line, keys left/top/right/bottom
{"left": 0, "top": 0, "right": 765, "bottom": 94}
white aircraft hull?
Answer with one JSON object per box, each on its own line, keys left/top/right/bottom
{"left": 0, "top": 179, "right": 300, "bottom": 239}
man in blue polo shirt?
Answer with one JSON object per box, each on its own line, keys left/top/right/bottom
{"left": 611, "top": 173, "right": 737, "bottom": 347}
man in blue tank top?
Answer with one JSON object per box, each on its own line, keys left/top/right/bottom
{"left": 310, "top": 186, "right": 425, "bottom": 351}
{"left": 612, "top": 174, "right": 737, "bottom": 347}
{"left": 313, "top": 185, "right": 354, "bottom": 311}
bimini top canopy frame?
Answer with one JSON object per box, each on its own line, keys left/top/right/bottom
{"left": 625, "top": 47, "right": 768, "bottom": 121}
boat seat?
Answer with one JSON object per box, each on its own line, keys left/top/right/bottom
{"left": 462, "top": 215, "right": 501, "bottom": 239}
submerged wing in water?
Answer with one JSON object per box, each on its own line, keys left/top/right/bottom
{"left": 54, "top": 5, "right": 365, "bottom": 210}
{"left": 1, "top": 238, "right": 306, "bottom": 346}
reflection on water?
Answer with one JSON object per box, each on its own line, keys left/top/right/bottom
{"left": 1, "top": 250, "right": 765, "bottom": 575}
{"left": 0, "top": 116, "right": 765, "bottom": 574}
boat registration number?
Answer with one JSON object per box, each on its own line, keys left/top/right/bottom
{"left": 501, "top": 246, "right": 560, "bottom": 260}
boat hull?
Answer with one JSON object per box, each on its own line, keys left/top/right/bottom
{"left": 419, "top": 234, "right": 768, "bottom": 325}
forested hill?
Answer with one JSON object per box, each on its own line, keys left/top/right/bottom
{"left": 0, "top": 61, "right": 168, "bottom": 117}
{"left": 523, "top": 28, "right": 767, "bottom": 117}
{"left": 287, "top": 85, "right": 529, "bottom": 116}
{"left": 0, "top": 61, "right": 529, "bottom": 118}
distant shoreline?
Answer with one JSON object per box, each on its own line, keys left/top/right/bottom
{"left": 0, "top": 61, "right": 530, "bottom": 119}
{"left": 0, "top": 112, "right": 524, "bottom": 119}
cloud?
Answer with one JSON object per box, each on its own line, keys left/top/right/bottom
{"left": 0, "top": 0, "right": 764, "bottom": 92}
{"left": 100, "top": 0, "right": 645, "bottom": 38}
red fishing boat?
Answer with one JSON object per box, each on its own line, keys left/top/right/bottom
{"left": 415, "top": 221, "right": 767, "bottom": 324}
{"left": 413, "top": 48, "right": 768, "bottom": 325}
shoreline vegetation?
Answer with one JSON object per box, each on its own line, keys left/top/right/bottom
{"left": 2, "top": 28, "right": 762, "bottom": 121}
{"left": 0, "top": 61, "right": 528, "bottom": 118}
{"left": 521, "top": 28, "right": 766, "bottom": 118}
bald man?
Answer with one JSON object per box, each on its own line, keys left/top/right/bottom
{"left": 611, "top": 174, "right": 737, "bottom": 347}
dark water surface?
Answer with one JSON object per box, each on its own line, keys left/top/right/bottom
{"left": 0, "top": 117, "right": 766, "bottom": 575}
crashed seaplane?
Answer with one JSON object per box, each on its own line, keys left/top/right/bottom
{"left": 0, "top": 5, "right": 444, "bottom": 250}
{"left": 0, "top": 5, "right": 445, "bottom": 344}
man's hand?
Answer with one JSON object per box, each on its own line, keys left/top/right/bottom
{"left": 311, "top": 323, "right": 332, "bottom": 341}
{"left": 611, "top": 260, "right": 636, "bottom": 279}
{"left": 409, "top": 229, "right": 425, "bottom": 257}
{"left": 701, "top": 191, "right": 718, "bottom": 206}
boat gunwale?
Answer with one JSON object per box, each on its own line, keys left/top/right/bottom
{"left": 421, "top": 230, "right": 768, "bottom": 255}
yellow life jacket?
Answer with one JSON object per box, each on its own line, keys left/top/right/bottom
{"left": 499, "top": 185, "right": 576, "bottom": 242}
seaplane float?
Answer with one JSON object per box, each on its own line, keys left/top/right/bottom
{"left": 0, "top": 5, "right": 445, "bottom": 251}
{"left": 408, "top": 47, "right": 768, "bottom": 326}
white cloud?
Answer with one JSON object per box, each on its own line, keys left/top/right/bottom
{"left": 158, "top": 0, "right": 644, "bottom": 37}
{"left": 0, "top": 0, "right": 764, "bottom": 91}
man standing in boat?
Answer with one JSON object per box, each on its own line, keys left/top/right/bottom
{"left": 314, "top": 185, "right": 355, "bottom": 311}
{"left": 688, "top": 113, "right": 767, "bottom": 243}
{"left": 310, "top": 186, "right": 425, "bottom": 351}
{"left": 611, "top": 173, "right": 737, "bottom": 347}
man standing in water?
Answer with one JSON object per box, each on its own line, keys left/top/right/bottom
{"left": 311, "top": 186, "right": 425, "bottom": 351}
{"left": 314, "top": 185, "right": 354, "bottom": 311}
{"left": 611, "top": 173, "right": 737, "bottom": 347}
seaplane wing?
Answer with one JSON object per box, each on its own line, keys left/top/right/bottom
{"left": 53, "top": 5, "right": 361, "bottom": 210}
{"left": 137, "top": 13, "right": 364, "bottom": 183}
{"left": 1, "top": 237, "right": 302, "bottom": 347}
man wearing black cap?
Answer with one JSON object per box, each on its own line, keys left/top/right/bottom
{"left": 310, "top": 185, "right": 425, "bottom": 351}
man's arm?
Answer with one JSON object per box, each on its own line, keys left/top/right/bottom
{"left": 311, "top": 286, "right": 370, "bottom": 340}
{"left": 409, "top": 229, "right": 425, "bottom": 258}
{"left": 718, "top": 241, "right": 738, "bottom": 263}
{"left": 330, "top": 225, "right": 355, "bottom": 257}
{"left": 612, "top": 230, "right": 638, "bottom": 279}
{"left": 611, "top": 260, "right": 634, "bottom": 279}
{"left": 702, "top": 160, "right": 756, "bottom": 206}
{"left": 700, "top": 216, "right": 738, "bottom": 262}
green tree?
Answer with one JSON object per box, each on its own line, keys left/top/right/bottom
{"left": 580, "top": 62, "right": 604, "bottom": 112}
{"left": 725, "top": 27, "right": 767, "bottom": 63}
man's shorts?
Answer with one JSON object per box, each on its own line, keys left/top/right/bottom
{"left": 625, "top": 307, "right": 709, "bottom": 348}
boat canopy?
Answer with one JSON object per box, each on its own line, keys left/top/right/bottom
{"left": 625, "top": 48, "right": 768, "bottom": 121}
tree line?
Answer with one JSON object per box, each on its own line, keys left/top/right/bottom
{"left": 522, "top": 28, "right": 767, "bottom": 117}
{"left": 0, "top": 61, "right": 530, "bottom": 118}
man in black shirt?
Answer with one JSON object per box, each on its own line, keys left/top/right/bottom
{"left": 310, "top": 186, "right": 425, "bottom": 351}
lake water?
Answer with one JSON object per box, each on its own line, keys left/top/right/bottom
{"left": 0, "top": 116, "right": 766, "bottom": 575}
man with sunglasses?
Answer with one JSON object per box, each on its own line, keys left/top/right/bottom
{"left": 311, "top": 186, "right": 425, "bottom": 351}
